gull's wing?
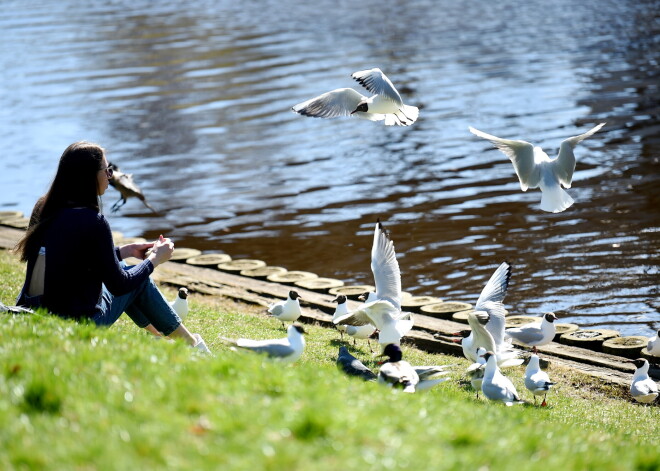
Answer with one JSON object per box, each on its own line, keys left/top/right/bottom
{"left": 236, "top": 338, "right": 295, "bottom": 358}
{"left": 476, "top": 262, "right": 511, "bottom": 308}
{"left": 481, "top": 301, "right": 508, "bottom": 348}
{"left": 268, "top": 304, "right": 284, "bottom": 316}
{"left": 416, "top": 377, "right": 449, "bottom": 391}
{"left": 469, "top": 127, "right": 541, "bottom": 191}
{"left": 333, "top": 303, "right": 381, "bottom": 327}
{"left": 554, "top": 123, "right": 606, "bottom": 188}
{"left": 115, "top": 172, "right": 142, "bottom": 196}
{"left": 292, "top": 88, "right": 366, "bottom": 119}
{"left": 379, "top": 362, "right": 418, "bottom": 387}
{"left": 414, "top": 365, "right": 452, "bottom": 380}
{"left": 336, "top": 300, "right": 401, "bottom": 332}
{"left": 468, "top": 311, "right": 496, "bottom": 353}
{"left": 506, "top": 324, "right": 544, "bottom": 344}
{"left": 351, "top": 68, "right": 403, "bottom": 106}
{"left": 631, "top": 380, "right": 656, "bottom": 397}
{"left": 371, "top": 221, "right": 402, "bottom": 310}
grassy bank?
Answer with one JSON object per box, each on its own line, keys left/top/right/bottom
{"left": 0, "top": 249, "right": 658, "bottom": 471}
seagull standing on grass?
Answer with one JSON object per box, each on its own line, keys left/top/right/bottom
{"left": 505, "top": 313, "right": 558, "bottom": 353}
{"left": 469, "top": 123, "right": 606, "bottom": 213}
{"left": 524, "top": 354, "right": 555, "bottom": 406}
{"left": 332, "top": 295, "right": 349, "bottom": 340}
{"left": 377, "top": 344, "right": 451, "bottom": 393}
{"left": 334, "top": 220, "right": 413, "bottom": 349}
{"left": 221, "top": 324, "right": 306, "bottom": 363}
{"left": 336, "top": 346, "right": 378, "bottom": 381}
{"left": 480, "top": 351, "right": 523, "bottom": 406}
{"left": 466, "top": 347, "right": 487, "bottom": 398}
{"left": 629, "top": 358, "right": 659, "bottom": 404}
{"left": 169, "top": 287, "right": 189, "bottom": 320}
{"left": 268, "top": 290, "right": 303, "bottom": 329}
{"left": 292, "top": 68, "right": 419, "bottom": 126}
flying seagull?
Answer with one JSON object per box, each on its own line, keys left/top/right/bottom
{"left": 292, "top": 68, "right": 419, "bottom": 126}
{"left": 469, "top": 123, "right": 606, "bottom": 212}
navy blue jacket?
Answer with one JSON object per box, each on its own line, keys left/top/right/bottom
{"left": 18, "top": 207, "right": 153, "bottom": 318}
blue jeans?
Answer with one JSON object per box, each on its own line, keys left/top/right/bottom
{"left": 93, "top": 275, "right": 182, "bottom": 336}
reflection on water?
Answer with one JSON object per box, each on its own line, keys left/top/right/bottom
{"left": 0, "top": 0, "right": 658, "bottom": 335}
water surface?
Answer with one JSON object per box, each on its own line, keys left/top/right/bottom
{"left": 1, "top": 0, "right": 658, "bottom": 335}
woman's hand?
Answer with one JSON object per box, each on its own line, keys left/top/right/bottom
{"left": 147, "top": 235, "right": 175, "bottom": 267}
{"left": 119, "top": 242, "right": 155, "bottom": 260}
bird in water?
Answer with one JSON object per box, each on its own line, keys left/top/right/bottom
{"left": 292, "top": 68, "right": 419, "bottom": 126}
{"left": 469, "top": 123, "right": 606, "bottom": 213}
{"left": 107, "top": 162, "right": 157, "bottom": 213}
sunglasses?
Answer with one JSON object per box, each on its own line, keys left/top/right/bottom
{"left": 99, "top": 166, "right": 114, "bottom": 178}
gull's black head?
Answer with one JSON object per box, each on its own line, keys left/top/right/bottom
{"left": 544, "top": 313, "right": 557, "bottom": 323}
{"left": 480, "top": 350, "right": 495, "bottom": 362}
{"left": 333, "top": 295, "right": 347, "bottom": 304}
{"left": 292, "top": 324, "right": 306, "bottom": 335}
{"left": 351, "top": 102, "right": 369, "bottom": 114}
{"left": 289, "top": 290, "right": 301, "bottom": 301}
{"left": 381, "top": 343, "right": 403, "bottom": 362}
{"left": 632, "top": 358, "right": 647, "bottom": 369}
{"left": 178, "top": 287, "right": 189, "bottom": 300}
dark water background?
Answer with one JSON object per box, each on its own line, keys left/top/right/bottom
{"left": 1, "top": 0, "right": 658, "bottom": 335}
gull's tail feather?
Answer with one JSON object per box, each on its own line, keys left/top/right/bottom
{"left": 540, "top": 185, "right": 574, "bottom": 213}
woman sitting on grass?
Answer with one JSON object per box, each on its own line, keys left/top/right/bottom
{"left": 14, "top": 141, "right": 210, "bottom": 353}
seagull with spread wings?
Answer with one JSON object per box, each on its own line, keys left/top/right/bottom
{"left": 469, "top": 123, "right": 606, "bottom": 213}
{"left": 292, "top": 68, "right": 419, "bottom": 126}
{"left": 333, "top": 220, "right": 413, "bottom": 349}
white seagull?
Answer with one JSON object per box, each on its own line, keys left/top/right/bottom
{"left": 630, "top": 358, "right": 659, "bottom": 404}
{"left": 505, "top": 312, "right": 558, "bottom": 353}
{"left": 469, "top": 123, "right": 606, "bottom": 213}
{"left": 332, "top": 295, "right": 350, "bottom": 340}
{"left": 334, "top": 221, "right": 413, "bottom": 348}
{"left": 466, "top": 347, "right": 488, "bottom": 398}
{"left": 169, "top": 287, "right": 189, "bottom": 320}
{"left": 268, "top": 290, "right": 303, "bottom": 329}
{"left": 221, "top": 324, "right": 306, "bottom": 363}
{"left": 449, "top": 262, "right": 522, "bottom": 367}
{"left": 524, "top": 354, "right": 555, "bottom": 406}
{"left": 292, "top": 68, "right": 419, "bottom": 126}
{"left": 480, "top": 351, "right": 523, "bottom": 406}
{"left": 647, "top": 330, "right": 660, "bottom": 356}
{"left": 377, "top": 344, "right": 450, "bottom": 393}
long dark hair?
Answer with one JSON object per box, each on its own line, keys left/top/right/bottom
{"left": 15, "top": 141, "right": 106, "bottom": 262}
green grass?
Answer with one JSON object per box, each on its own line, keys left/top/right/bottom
{"left": 0, "top": 249, "right": 658, "bottom": 471}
